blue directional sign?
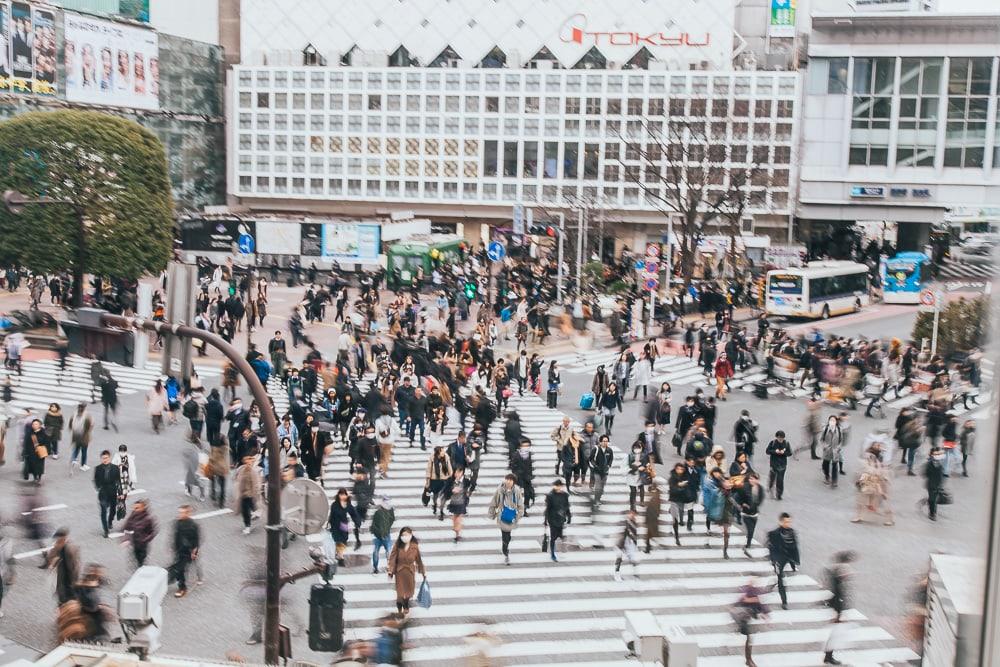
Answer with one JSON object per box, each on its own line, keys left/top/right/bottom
{"left": 487, "top": 241, "right": 506, "bottom": 262}
{"left": 238, "top": 233, "right": 255, "bottom": 254}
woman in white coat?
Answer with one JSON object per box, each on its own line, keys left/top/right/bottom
{"left": 632, "top": 351, "right": 654, "bottom": 401}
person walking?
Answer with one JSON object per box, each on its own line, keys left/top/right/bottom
{"left": 714, "top": 352, "right": 734, "bottom": 400}
{"left": 205, "top": 389, "right": 224, "bottom": 445}
{"left": 820, "top": 416, "right": 844, "bottom": 488}
{"left": 93, "top": 450, "right": 121, "bottom": 538}
{"left": 235, "top": 455, "right": 263, "bottom": 535}
{"left": 440, "top": 468, "right": 471, "bottom": 542}
{"left": 766, "top": 512, "right": 800, "bottom": 610}
{"left": 804, "top": 398, "right": 821, "bottom": 460}
{"left": 589, "top": 435, "right": 614, "bottom": 508}
{"left": 328, "top": 488, "right": 361, "bottom": 566}
{"left": 169, "top": 504, "right": 200, "bottom": 598}
{"left": 386, "top": 527, "right": 425, "bottom": 616}
{"left": 113, "top": 444, "right": 137, "bottom": 499}
{"left": 959, "top": 419, "right": 975, "bottom": 477}
{"left": 146, "top": 380, "right": 169, "bottom": 434}
{"left": 543, "top": 479, "right": 572, "bottom": 562}
{"left": 764, "top": 431, "right": 792, "bottom": 500}
{"left": 613, "top": 510, "right": 640, "bottom": 582}
{"left": 940, "top": 414, "right": 960, "bottom": 477}
{"left": 424, "top": 446, "right": 453, "bottom": 520}
{"left": 68, "top": 403, "right": 93, "bottom": 472}
{"left": 598, "top": 382, "right": 623, "bottom": 435}
{"left": 487, "top": 474, "right": 524, "bottom": 566}
{"left": 43, "top": 403, "right": 63, "bottom": 460}
{"left": 702, "top": 468, "right": 734, "bottom": 558}
{"left": 644, "top": 476, "right": 663, "bottom": 554}
{"left": 100, "top": 375, "right": 119, "bottom": 432}
{"left": 822, "top": 551, "right": 856, "bottom": 665}
{"left": 370, "top": 496, "right": 395, "bottom": 574}
{"left": 668, "top": 461, "right": 698, "bottom": 546}
{"left": 851, "top": 442, "right": 894, "bottom": 526}
{"left": 207, "top": 436, "right": 230, "bottom": 509}
{"left": 736, "top": 473, "right": 765, "bottom": 557}
{"left": 732, "top": 577, "right": 770, "bottom": 667}
{"left": 924, "top": 445, "right": 946, "bottom": 521}
{"left": 182, "top": 439, "right": 204, "bottom": 500}
{"left": 626, "top": 442, "right": 651, "bottom": 512}
{"left": 121, "top": 498, "right": 158, "bottom": 568}
{"left": 46, "top": 527, "right": 80, "bottom": 606}
{"left": 22, "top": 418, "right": 49, "bottom": 484}
{"left": 510, "top": 439, "right": 535, "bottom": 514}
{"left": 546, "top": 360, "right": 561, "bottom": 409}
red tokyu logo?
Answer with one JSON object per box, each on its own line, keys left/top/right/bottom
{"left": 559, "top": 13, "right": 711, "bottom": 48}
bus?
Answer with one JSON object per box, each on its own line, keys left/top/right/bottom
{"left": 765, "top": 261, "right": 871, "bottom": 319}
{"left": 881, "top": 252, "right": 930, "bottom": 304}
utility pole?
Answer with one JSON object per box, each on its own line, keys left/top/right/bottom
{"left": 576, "top": 208, "right": 584, "bottom": 294}
{"left": 556, "top": 211, "right": 566, "bottom": 303}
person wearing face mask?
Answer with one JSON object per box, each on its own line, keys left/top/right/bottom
{"left": 543, "top": 479, "right": 572, "bottom": 562}
{"left": 702, "top": 467, "right": 735, "bottom": 558}
{"left": 668, "top": 462, "right": 698, "bottom": 546}
{"left": 736, "top": 473, "right": 765, "bottom": 557}
{"left": 821, "top": 416, "right": 844, "bottom": 488}
{"left": 440, "top": 467, "right": 472, "bottom": 542}
{"left": 576, "top": 422, "right": 598, "bottom": 489}
{"left": 387, "top": 527, "right": 425, "bottom": 615}
{"left": 376, "top": 423, "right": 395, "bottom": 479}
{"left": 598, "top": 383, "right": 623, "bottom": 435}
{"left": 225, "top": 399, "right": 250, "bottom": 452}
{"left": 464, "top": 429, "right": 484, "bottom": 493}
{"left": 424, "top": 446, "right": 453, "bottom": 520}
{"left": 328, "top": 488, "right": 361, "bottom": 566}
{"left": 589, "top": 435, "right": 614, "bottom": 507}
{"left": 674, "top": 396, "right": 699, "bottom": 456}
{"left": 352, "top": 425, "right": 380, "bottom": 482}
{"left": 626, "top": 442, "right": 650, "bottom": 512}
{"left": 488, "top": 474, "right": 524, "bottom": 565}
{"left": 924, "top": 446, "right": 946, "bottom": 521}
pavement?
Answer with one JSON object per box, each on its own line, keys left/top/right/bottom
{"left": 0, "top": 280, "right": 992, "bottom": 664}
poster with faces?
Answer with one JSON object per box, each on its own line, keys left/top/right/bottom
{"left": 64, "top": 11, "right": 158, "bottom": 110}
{"left": 0, "top": 1, "right": 56, "bottom": 96}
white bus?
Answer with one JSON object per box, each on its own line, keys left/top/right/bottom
{"left": 765, "top": 261, "right": 871, "bottom": 319}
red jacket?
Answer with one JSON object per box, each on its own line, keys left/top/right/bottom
{"left": 714, "top": 358, "right": 734, "bottom": 379}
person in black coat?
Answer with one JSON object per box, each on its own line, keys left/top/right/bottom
{"left": 204, "top": 389, "right": 224, "bottom": 445}
{"left": 924, "top": 446, "right": 946, "bottom": 520}
{"left": 735, "top": 473, "right": 765, "bottom": 555}
{"left": 510, "top": 440, "right": 535, "bottom": 512}
{"left": 765, "top": 431, "right": 792, "bottom": 500}
{"left": 93, "top": 450, "right": 121, "bottom": 538}
{"left": 766, "top": 513, "right": 800, "bottom": 610}
{"left": 733, "top": 411, "right": 758, "bottom": 458}
{"left": 328, "top": 488, "right": 362, "bottom": 566}
{"left": 503, "top": 412, "right": 523, "bottom": 462}
{"left": 543, "top": 479, "right": 572, "bottom": 562}
{"left": 667, "top": 462, "right": 698, "bottom": 545}
{"left": 22, "top": 418, "right": 49, "bottom": 483}
{"left": 589, "top": 436, "right": 614, "bottom": 507}
{"left": 674, "top": 397, "right": 699, "bottom": 454}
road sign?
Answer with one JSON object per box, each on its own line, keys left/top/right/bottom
{"left": 487, "top": 241, "right": 506, "bottom": 262}
{"left": 646, "top": 242, "right": 660, "bottom": 258}
{"left": 644, "top": 277, "right": 659, "bottom": 291}
{"left": 281, "top": 478, "right": 329, "bottom": 536}
{"left": 512, "top": 204, "right": 525, "bottom": 236}
{"left": 237, "top": 233, "right": 255, "bottom": 254}
{"left": 919, "top": 290, "right": 935, "bottom": 307}
{"left": 645, "top": 260, "right": 658, "bottom": 274}
{"left": 634, "top": 260, "right": 646, "bottom": 271}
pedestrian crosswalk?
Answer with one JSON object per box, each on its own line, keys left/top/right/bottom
{"left": 0, "top": 355, "right": 220, "bottom": 416}
{"left": 937, "top": 258, "right": 997, "bottom": 281}
{"left": 311, "top": 390, "right": 918, "bottom": 666}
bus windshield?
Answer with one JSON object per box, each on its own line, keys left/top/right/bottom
{"left": 768, "top": 275, "right": 803, "bottom": 294}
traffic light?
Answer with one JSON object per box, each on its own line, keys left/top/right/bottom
{"left": 529, "top": 224, "right": 559, "bottom": 237}
{"left": 308, "top": 584, "right": 345, "bottom": 652}
{"left": 464, "top": 280, "right": 478, "bottom": 300}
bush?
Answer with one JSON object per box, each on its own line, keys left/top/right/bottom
{"left": 911, "top": 296, "right": 990, "bottom": 356}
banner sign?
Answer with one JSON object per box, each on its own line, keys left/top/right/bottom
{"left": 768, "top": 0, "right": 796, "bottom": 38}
{"left": 0, "top": 1, "right": 57, "bottom": 96}
{"left": 179, "top": 219, "right": 256, "bottom": 254}
{"left": 64, "top": 12, "right": 159, "bottom": 110}
{"left": 320, "top": 222, "right": 381, "bottom": 263}
{"left": 256, "top": 221, "right": 302, "bottom": 255}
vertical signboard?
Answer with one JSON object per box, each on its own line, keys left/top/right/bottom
{"left": 768, "top": 0, "right": 796, "bottom": 37}
{"left": 0, "top": 1, "right": 57, "bottom": 96}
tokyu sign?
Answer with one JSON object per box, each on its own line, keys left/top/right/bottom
{"left": 559, "top": 13, "right": 710, "bottom": 48}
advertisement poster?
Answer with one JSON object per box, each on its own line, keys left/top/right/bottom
{"left": 64, "top": 12, "right": 159, "bottom": 110}
{"left": 768, "top": 0, "right": 796, "bottom": 38}
{"left": 0, "top": 2, "right": 56, "bottom": 95}
{"left": 256, "top": 221, "right": 302, "bottom": 256}
{"left": 320, "top": 222, "right": 381, "bottom": 263}
{"left": 180, "top": 219, "right": 256, "bottom": 254}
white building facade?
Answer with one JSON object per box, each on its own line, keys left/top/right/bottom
{"left": 798, "top": 12, "right": 1000, "bottom": 248}
{"left": 227, "top": 0, "right": 800, "bottom": 250}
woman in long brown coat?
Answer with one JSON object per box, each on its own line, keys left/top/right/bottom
{"left": 644, "top": 477, "right": 663, "bottom": 554}
{"left": 387, "top": 527, "right": 425, "bottom": 615}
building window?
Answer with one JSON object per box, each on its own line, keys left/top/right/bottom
{"left": 944, "top": 57, "right": 992, "bottom": 168}
{"left": 573, "top": 47, "right": 606, "bottom": 70}
{"left": 523, "top": 141, "right": 538, "bottom": 177}
{"left": 849, "top": 57, "right": 894, "bottom": 166}
{"left": 543, "top": 142, "right": 558, "bottom": 178}
{"left": 429, "top": 45, "right": 460, "bottom": 68}
{"left": 583, "top": 143, "right": 599, "bottom": 179}
{"left": 564, "top": 143, "right": 579, "bottom": 180}
{"left": 503, "top": 142, "right": 518, "bottom": 177}
{"left": 480, "top": 46, "right": 506, "bottom": 69}
{"left": 389, "top": 46, "right": 416, "bottom": 67}
{"left": 896, "top": 58, "right": 941, "bottom": 167}
{"left": 483, "top": 140, "right": 498, "bottom": 177}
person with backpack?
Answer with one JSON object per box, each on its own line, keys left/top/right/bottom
{"left": 370, "top": 495, "right": 395, "bottom": 574}
{"left": 543, "top": 479, "right": 572, "bottom": 562}
{"left": 487, "top": 474, "right": 524, "bottom": 566}
{"left": 68, "top": 402, "right": 93, "bottom": 472}
{"left": 182, "top": 389, "right": 207, "bottom": 444}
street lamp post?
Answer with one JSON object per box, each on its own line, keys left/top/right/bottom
{"left": 4, "top": 190, "right": 85, "bottom": 307}
{"left": 99, "top": 312, "right": 286, "bottom": 664}
{"left": 555, "top": 212, "right": 566, "bottom": 303}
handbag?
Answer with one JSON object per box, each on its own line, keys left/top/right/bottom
{"left": 937, "top": 489, "right": 953, "bottom": 505}
{"left": 500, "top": 504, "right": 517, "bottom": 524}
{"left": 116, "top": 500, "right": 127, "bottom": 521}
{"left": 541, "top": 533, "right": 549, "bottom": 553}
{"left": 421, "top": 486, "right": 431, "bottom": 506}
{"left": 417, "top": 579, "right": 432, "bottom": 609}
{"left": 34, "top": 444, "right": 48, "bottom": 459}
{"left": 501, "top": 388, "right": 513, "bottom": 399}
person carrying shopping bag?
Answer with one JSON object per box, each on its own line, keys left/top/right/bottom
{"left": 387, "top": 527, "right": 425, "bottom": 616}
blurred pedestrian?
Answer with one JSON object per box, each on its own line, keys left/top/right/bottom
{"left": 121, "top": 499, "right": 157, "bottom": 568}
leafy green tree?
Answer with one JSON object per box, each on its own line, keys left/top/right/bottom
{"left": 912, "top": 296, "right": 990, "bottom": 357}
{"left": 0, "top": 110, "right": 174, "bottom": 303}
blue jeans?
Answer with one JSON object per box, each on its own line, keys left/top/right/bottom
{"left": 372, "top": 536, "right": 392, "bottom": 571}
{"left": 408, "top": 418, "right": 426, "bottom": 448}
{"left": 943, "top": 447, "right": 959, "bottom": 476}
{"left": 905, "top": 447, "right": 917, "bottom": 473}
{"left": 397, "top": 409, "right": 409, "bottom": 429}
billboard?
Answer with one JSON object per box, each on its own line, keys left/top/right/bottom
{"left": 64, "top": 12, "right": 159, "bottom": 110}
{"left": 0, "top": 1, "right": 57, "bottom": 96}
{"left": 319, "top": 222, "right": 381, "bottom": 263}
{"left": 179, "top": 219, "right": 256, "bottom": 254}
{"left": 256, "top": 221, "right": 302, "bottom": 256}
{"left": 768, "top": 0, "right": 796, "bottom": 38}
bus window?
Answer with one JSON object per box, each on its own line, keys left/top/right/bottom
{"left": 768, "top": 274, "right": 802, "bottom": 294}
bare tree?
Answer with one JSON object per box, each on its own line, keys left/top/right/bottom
{"left": 614, "top": 118, "right": 759, "bottom": 287}
{"left": 718, "top": 162, "right": 761, "bottom": 280}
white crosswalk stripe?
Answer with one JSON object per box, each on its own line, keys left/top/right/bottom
{"left": 299, "top": 386, "right": 917, "bottom": 666}
{"left": 0, "top": 355, "right": 220, "bottom": 415}
{"left": 937, "top": 259, "right": 997, "bottom": 281}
